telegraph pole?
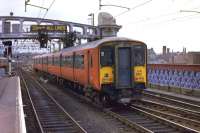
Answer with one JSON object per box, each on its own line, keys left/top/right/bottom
{"left": 88, "top": 13, "right": 94, "bottom": 26}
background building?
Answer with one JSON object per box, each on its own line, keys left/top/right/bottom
{"left": 147, "top": 46, "right": 200, "bottom": 65}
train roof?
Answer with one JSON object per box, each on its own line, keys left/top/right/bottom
{"left": 61, "top": 37, "right": 145, "bottom": 53}
{"left": 33, "top": 37, "right": 146, "bottom": 58}
{"left": 0, "top": 57, "right": 7, "bottom": 60}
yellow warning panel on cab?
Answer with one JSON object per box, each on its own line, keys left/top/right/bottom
{"left": 134, "top": 66, "right": 146, "bottom": 83}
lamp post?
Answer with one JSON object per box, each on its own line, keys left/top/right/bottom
{"left": 88, "top": 13, "right": 94, "bottom": 26}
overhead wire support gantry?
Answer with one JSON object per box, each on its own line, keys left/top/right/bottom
{"left": 25, "top": 0, "right": 48, "bottom": 12}
{"left": 180, "top": 10, "right": 200, "bottom": 14}
{"left": 98, "top": 0, "right": 153, "bottom": 18}
{"left": 99, "top": 0, "right": 130, "bottom": 10}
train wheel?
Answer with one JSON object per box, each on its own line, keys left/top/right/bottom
{"left": 100, "top": 94, "right": 111, "bottom": 108}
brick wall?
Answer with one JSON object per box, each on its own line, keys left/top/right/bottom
{"left": 148, "top": 64, "right": 200, "bottom": 90}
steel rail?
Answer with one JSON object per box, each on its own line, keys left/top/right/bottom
{"left": 143, "top": 91, "right": 200, "bottom": 112}
{"left": 131, "top": 103, "right": 200, "bottom": 131}
{"left": 29, "top": 69, "right": 199, "bottom": 133}
{"left": 20, "top": 70, "right": 87, "bottom": 133}
{"left": 104, "top": 106, "right": 195, "bottom": 133}
{"left": 130, "top": 106, "right": 199, "bottom": 133}
{"left": 30, "top": 70, "right": 139, "bottom": 133}
{"left": 19, "top": 70, "right": 44, "bottom": 133}
{"left": 104, "top": 109, "right": 153, "bottom": 133}
{"left": 144, "top": 89, "right": 200, "bottom": 106}
{"left": 139, "top": 99, "right": 200, "bottom": 121}
{"left": 32, "top": 75, "right": 87, "bottom": 133}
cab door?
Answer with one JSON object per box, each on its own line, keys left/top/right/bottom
{"left": 116, "top": 47, "right": 132, "bottom": 88}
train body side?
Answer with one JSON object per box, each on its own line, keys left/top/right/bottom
{"left": 61, "top": 47, "right": 101, "bottom": 90}
{"left": 0, "top": 57, "right": 8, "bottom": 70}
{"left": 33, "top": 37, "right": 147, "bottom": 103}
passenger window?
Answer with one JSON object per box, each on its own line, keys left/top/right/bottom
{"left": 69, "top": 56, "right": 73, "bottom": 67}
{"left": 75, "top": 55, "right": 84, "bottom": 69}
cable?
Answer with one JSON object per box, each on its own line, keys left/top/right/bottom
{"left": 124, "top": 3, "right": 200, "bottom": 26}
{"left": 154, "top": 13, "right": 200, "bottom": 25}
{"left": 37, "top": 0, "right": 45, "bottom": 18}
{"left": 125, "top": 11, "right": 180, "bottom": 25}
{"left": 115, "top": 0, "right": 153, "bottom": 17}
{"left": 125, "top": 13, "right": 200, "bottom": 28}
{"left": 43, "top": 0, "right": 56, "bottom": 19}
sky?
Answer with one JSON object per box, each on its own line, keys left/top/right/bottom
{"left": 1, "top": 0, "right": 200, "bottom": 53}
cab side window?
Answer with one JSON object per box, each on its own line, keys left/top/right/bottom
{"left": 133, "top": 45, "right": 145, "bottom": 66}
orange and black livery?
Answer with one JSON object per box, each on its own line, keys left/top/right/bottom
{"left": 33, "top": 37, "right": 147, "bottom": 104}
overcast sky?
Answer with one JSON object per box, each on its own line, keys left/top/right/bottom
{"left": 1, "top": 0, "right": 200, "bottom": 53}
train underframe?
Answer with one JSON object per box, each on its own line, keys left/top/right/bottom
{"left": 35, "top": 69, "right": 143, "bottom": 106}
{"left": 101, "top": 84, "right": 143, "bottom": 104}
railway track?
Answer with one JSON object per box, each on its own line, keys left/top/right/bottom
{"left": 19, "top": 71, "right": 41, "bottom": 133}
{"left": 27, "top": 69, "right": 199, "bottom": 133}
{"left": 54, "top": 80, "right": 198, "bottom": 133}
{"left": 132, "top": 99, "right": 200, "bottom": 131}
{"left": 144, "top": 89, "right": 200, "bottom": 106}
{"left": 51, "top": 80, "right": 197, "bottom": 133}
{"left": 25, "top": 70, "right": 136, "bottom": 133}
{"left": 19, "top": 70, "right": 87, "bottom": 133}
{"left": 104, "top": 105, "right": 198, "bottom": 133}
{"left": 143, "top": 90, "right": 200, "bottom": 113}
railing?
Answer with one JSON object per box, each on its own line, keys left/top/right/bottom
{"left": 148, "top": 64, "right": 200, "bottom": 90}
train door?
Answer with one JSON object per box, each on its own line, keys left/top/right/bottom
{"left": 87, "top": 51, "right": 90, "bottom": 85}
{"left": 73, "top": 53, "right": 76, "bottom": 82}
{"left": 41, "top": 57, "right": 43, "bottom": 71}
{"left": 46, "top": 56, "right": 48, "bottom": 72}
{"left": 88, "top": 51, "right": 93, "bottom": 85}
{"left": 60, "top": 54, "right": 62, "bottom": 77}
{"left": 116, "top": 47, "right": 132, "bottom": 88}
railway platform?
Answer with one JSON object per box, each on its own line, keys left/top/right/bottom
{"left": 0, "top": 76, "right": 26, "bottom": 133}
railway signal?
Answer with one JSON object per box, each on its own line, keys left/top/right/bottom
{"left": 2, "top": 41, "right": 12, "bottom": 75}
{"left": 3, "top": 41, "right": 12, "bottom": 46}
{"left": 38, "top": 30, "right": 48, "bottom": 48}
{"left": 3, "top": 48, "right": 8, "bottom": 57}
{"left": 62, "top": 32, "right": 77, "bottom": 48}
{"left": 2, "top": 41, "right": 12, "bottom": 57}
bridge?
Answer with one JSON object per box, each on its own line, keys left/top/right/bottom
{"left": 0, "top": 16, "right": 99, "bottom": 40}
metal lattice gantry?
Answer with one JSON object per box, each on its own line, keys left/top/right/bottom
{"left": 0, "top": 16, "right": 99, "bottom": 40}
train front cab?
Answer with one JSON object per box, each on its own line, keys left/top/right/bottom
{"left": 99, "top": 41, "right": 147, "bottom": 103}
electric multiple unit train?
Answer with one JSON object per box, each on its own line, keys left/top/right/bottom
{"left": 33, "top": 37, "right": 147, "bottom": 104}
